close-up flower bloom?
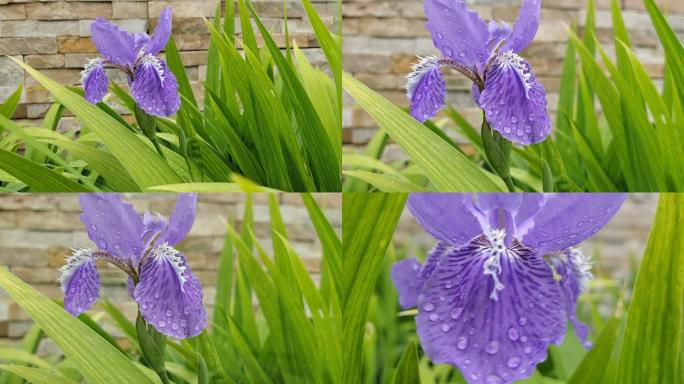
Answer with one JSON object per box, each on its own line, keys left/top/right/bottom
{"left": 407, "top": 0, "right": 550, "bottom": 145}
{"left": 59, "top": 193, "right": 206, "bottom": 339}
{"left": 80, "top": 7, "right": 180, "bottom": 117}
{"left": 391, "top": 193, "right": 626, "bottom": 384}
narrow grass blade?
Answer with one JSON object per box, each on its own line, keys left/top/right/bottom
{"left": 0, "top": 148, "right": 90, "bottom": 192}
{"left": 0, "top": 365, "right": 79, "bottom": 384}
{"left": 391, "top": 339, "right": 420, "bottom": 384}
{"left": 343, "top": 171, "right": 429, "bottom": 192}
{"left": 618, "top": 194, "right": 684, "bottom": 382}
{"left": 568, "top": 316, "right": 619, "bottom": 384}
{"left": 0, "top": 83, "right": 22, "bottom": 119}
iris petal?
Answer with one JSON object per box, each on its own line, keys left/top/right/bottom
{"left": 406, "top": 56, "right": 446, "bottom": 122}
{"left": 522, "top": 193, "right": 627, "bottom": 253}
{"left": 146, "top": 7, "right": 172, "bottom": 56}
{"left": 134, "top": 246, "right": 207, "bottom": 339}
{"left": 504, "top": 0, "right": 542, "bottom": 53}
{"left": 479, "top": 52, "right": 551, "bottom": 145}
{"left": 90, "top": 17, "right": 138, "bottom": 67}
{"left": 131, "top": 56, "right": 181, "bottom": 117}
{"left": 552, "top": 249, "right": 593, "bottom": 348}
{"left": 424, "top": 0, "right": 489, "bottom": 68}
{"left": 158, "top": 194, "right": 197, "bottom": 246}
{"left": 408, "top": 194, "right": 481, "bottom": 248}
{"left": 79, "top": 193, "right": 145, "bottom": 261}
{"left": 391, "top": 242, "right": 451, "bottom": 309}
{"left": 81, "top": 58, "right": 109, "bottom": 104}
{"left": 60, "top": 249, "right": 100, "bottom": 316}
{"left": 416, "top": 236, "right": 566, "bottom": 384}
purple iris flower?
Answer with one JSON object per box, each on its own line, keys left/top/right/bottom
{"left": 407, "top": 0, "right": 550, "bottom": 145}
{"left": 392, "top": 193, "right": 626, "bottom": 384}
{"left": 59, "top": 193, "right": 206, "bottom": 339}
{"left": 80, "top": 7, "right": 180, "bottom": 117}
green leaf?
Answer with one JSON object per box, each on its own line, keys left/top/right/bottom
{"left": 342, "top": 193, "right": 407, "bottom": 384}
{"left": 0, "top": 148, "right": 90, "bottom": 192}
{"left": 343, "top": 72, "right": 505, "bottom": 191}
{"left": 12, "top": 58, "right": 183, "bottom": 188}
{"left": 343, "top": 170, "right": 429, "bottom": 192}
{"left": 145, "top": 182, "right": 278, "bottom": 193}
{"left": 618, "top": 194, "right": 684, "bottom": 382}
{"left": 0, "top": 365, "right": 79, "bottom": 384}
{"left": 0, "top": 268, "right": 156, "bottom": 384}
{"left": 391, "top": 339, "right": 420, "bottom": 384}
{"left": 568, "top": 316, "right": 619, "bottom": 384}
{"left": 0, "top": 83, "right": 22, "bottom": 120}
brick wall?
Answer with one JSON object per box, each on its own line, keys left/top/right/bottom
{"left": 343, "top": 0, "right": 684, "bottom": 156}
{"left": 0, "top": 193, "right": 341, "bottom": 345}
{"left": 393, "top": 194, "right": 657, "bottom": 280}
{"left": 0, "top": 0, "right": 337, "bottom": 130}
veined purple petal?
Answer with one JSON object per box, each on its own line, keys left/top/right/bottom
{"left": 406, "top": 56, "right": 446, "bottom": 123}
{"left": 81, "top": 58, "right": 109, "bottom": 104}
{"left": 551, "top": 248, "right": 593, "bottom": 348}
{"left": 131, "top": 56, "right": 180, "bottom": 117}
{"left": 522, "top": 193, "right": 627, "bottom": 253}
{"left": 416, "top": 236, "right": 566, "bottom": 384}
{"left": 158, "top": 193, "right": 197, "bottom": 246}
{"left": 391, "top": 242, "right": 451, "bottom": 309}
{"left": 479, "top": 52, "right": 551, "bottom": 145}
{"left": 134, "top": 245, "right": 207, "bottom": 339}
{"left": 408, "top": 193, "right": 481, "bottom": 248}
{"left": 503, "top": 0, "right": 541, "bottom": 53}
{"left": 425, "top": 0, "right": 489, "bottom": 68}
{"left": 90, "top": 17, "right": 138, "bottom": 67}
{"left": 79, "top": 193, "right": 145, "bottom": 260}
{"left": 60, "top": 249, "right": 100, "bottom": 316}
{"left": 145, "top": 7, "right": 172, "bottom": 56}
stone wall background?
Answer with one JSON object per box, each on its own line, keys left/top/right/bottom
{"left": 393, "top": 194, "right": 657, "bottom": 281}
{"left": 0, "top": 193, "right": 341, "bottom": 346}
{"left": 0, "top": 0, "right": 337, "bottom": 130}
{"left": 343, "top": 0, "right": 684, "bottom": 157}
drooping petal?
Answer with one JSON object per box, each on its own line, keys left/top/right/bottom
{"left": 522, "top": 193, "right": 627, "bottom": 253}
{"left": 131, "top": 56, "right": 180, "bottom": 117}
{"left": 134, "top": 245, "right": 207, "bottom": 339}
{"left": 424, "top": 0, "right": 489, "bottom": 68}
{"left": 416, "top": 236, "right": 566, "bottom": 384}
{"left": 81, "top": 58, "right": 109, "bottom": 104}
{"left": 487, "top": 20, "right": 511, "bottom": 54}
{"left": 145, "top": 7, "right": 172, "bottom": 56}
{"left": 90, "top": 17, "right": 137, "bottom": 67}
{"left": 479, "top": 52, "right": 551, "bottom": 145}
{"left": 391, "top": 242, "right": 451, "bottom": 309}
{"left": 60, "top": 249, "right": 100, "bottom": 316}
{"left": 408, "top": 193, "right": 481, "bottom": 248}
{"left": 141, "top": 212, "right": 167, "bottom": 255}
{"left": 79, "top": 193, "right": 145, "bottom": 260}
{"left": 551, "top": 248, "right": 593, "bottom": 348}
{"left": 406, "top": 56, "right": 446, "bottom": 122}
{"left": 158, "top": 193, "right": 197, "bottom": 246}
{"left": 503, "top": 0, "right": 541, "bottom": 53}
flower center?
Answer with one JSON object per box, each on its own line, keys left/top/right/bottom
{"left": 483, "top": 229, "right": 507, "bottom": 300}
{"left": 138, "top": 54, "right": 165, "bottom": 85}
{"left": 80, "top": 58, "right": 105, "bottom": 84}
{"left": 59, "top": 248, "right": 94, "bottom": 292}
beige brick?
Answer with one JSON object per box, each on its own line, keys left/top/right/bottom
{"left": 1, "top": 20, "right": 79, "bottom": 37}
{"left": 178, "top": 50, "right": 208, "bottom": 66}
{"left": 0, "top": 3, "right": 26, "bottom": 20}
{"left": 57, "top": 37, "right": 97, "bottom": 54}
{"left": 0, "top": 37, "right": 57, "bottom": 55}
{"left": 25, "top": 2, "right": 112, "bottom": 20}
{"left": 24, "top": 54, "right": 65, "bottom": 69}
{"left": 26, "top": 68, "right": 82, "bottom": 87}
{"left": 112, "top": 1, "right": 148, "bottom": 19}
{"left": 149, "top": 1, "right": 216, "bottom": 18}
{"left": 358, "top": 18, "right": 429, "bottom": 38}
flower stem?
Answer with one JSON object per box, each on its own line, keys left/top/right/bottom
{"left": 136, "top": 311, "right": 170, "bottom": 384}
{"left": 134, "top": 106, "right": 166, "bottom": 159}
{"left": 480, "top": 118, "right": 515, "bottom": 191}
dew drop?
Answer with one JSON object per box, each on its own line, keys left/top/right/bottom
{"left": 98, "top": 239, "right": 108, "bottom": 249}
{"left": 520, "top": 336, "right": 528, "bottom": 342}
{"left": 166, "top": 309, "right": 173, "bottom": 317}
{"left": 423, "top": 302, "right": 435, "bottom": 311}
{"left": 485, "top": 374, "right": 503, "bottom": 384}
{"left": 510, "top": 116, "right": 518, "bottom": 123}
{"left": 429, "top": 313, "right": 439, "bottom": 322}
{"left": 507, "top": 357, "right": 521, "bottom": 368}
{"left": 159, "top": 320, "right": 167, "bottom": 327}
{"left": 485, "top": 340, "right": 499, "bottom": 354}
{"left": 518, "top": 317, "right": 528, "bottom": 326}
{"left": 90, "top": 224, "right": 98, "bottom": 231}
{"left": 524, "top": 346, "right": 533, "bottom": 354}
{"left": 507, "top": 327, "right": 519, "bottom": 341}
{"left": 450, "top": 307, "right": 463, "bottom": 320}
{"left": 441, "top": 323, "right": 450, "bottom": 332}
{"left": 172, "top": 323, "right": 179, "bottom": 330}
{"left": 457, "top": 336, "right": 468, "bottom": 350}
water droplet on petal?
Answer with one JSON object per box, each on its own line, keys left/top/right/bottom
{"left": 457, "top": 336, "right": 468, "bottom": 350}
{"left": 450, "top": 307, "right": 463, "bottom": 320}
{"left": 159, "top": 320, "right": 166, "bottom": 327}
{"left": 524, "top": 346, "right": 533, "bottom": 354}
{"left": 507, "top": 327, "right": 519, "bottom": 341}
{"left": 429, "top": 313, "right": 439, "bottom": 322}
{"left": 485, "top": 340, "right": 499, "bottom": 354}
{"left": 441, "top": 323, "right": 450, "bottom": 332}
{"left": 423, "top": 302, "right": 435, "bottom": 312}
{"left": 486, "top": 374, "right": 503, "bottom": 384}
{"left": 166, "top": 309, "right": 173, "bottom": 317}
{"left": 507, "top": 357, "right": 521, "bottom": 368}
{"left": 518, "top": 317, "right": 528, "bottom": 326}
